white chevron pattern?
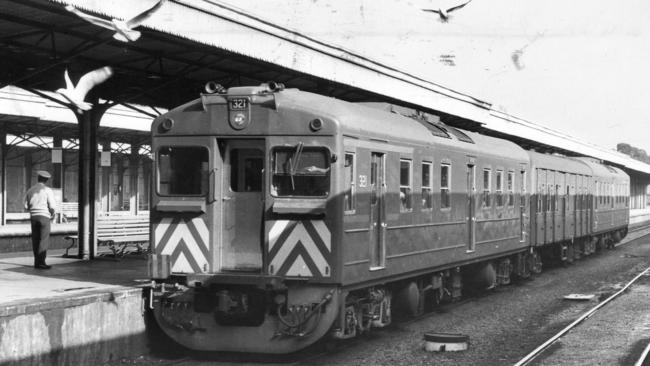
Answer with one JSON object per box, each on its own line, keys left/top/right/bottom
{"left": 269, "top": 220, "right": 330, "bottom": 277}
{"left": 156, "top": 218, "right": 209, "bottom": 273}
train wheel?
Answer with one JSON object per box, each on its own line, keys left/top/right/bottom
{"left": 395, "top": 281, "right": 423, "bottom": 317}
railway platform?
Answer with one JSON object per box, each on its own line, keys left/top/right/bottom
{"left": 0, "top": 250, "right": 150, "bottom": 365}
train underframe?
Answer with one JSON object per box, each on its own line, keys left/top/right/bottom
{"left": 150, "top": 227, "right": 628, "bottom": 353}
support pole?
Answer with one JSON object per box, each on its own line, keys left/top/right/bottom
{"left": 129, "top": 145, "right": 140, "bottom": 216}
{"left": 0, "top": 133, "right": 5, "bottom": 226}
{"left": 76, "top": 105, "right": 108, "bottom": 260}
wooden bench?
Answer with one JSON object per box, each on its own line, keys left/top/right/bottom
{"left": 58, "top": 202, "right": 79, "bottom": 223}
{"left": 64, "top": 215, "right": 149, "bottom": 257}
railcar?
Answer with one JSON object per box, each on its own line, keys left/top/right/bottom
{"left": 573, "top": 157, "right": 629, "bottom": 246}
{"left": 147, "top": 83, "right": 629, "bottom": 353}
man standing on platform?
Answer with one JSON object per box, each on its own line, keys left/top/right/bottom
{"left": 25, "top": 170, "right": 56, "bottom": 269}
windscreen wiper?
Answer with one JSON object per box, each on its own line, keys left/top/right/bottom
{"left": 288, "top": 142, "right": 304, "bottom": 191}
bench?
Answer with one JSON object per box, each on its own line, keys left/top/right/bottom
{"left": 58, "top": 202, "right": 79, "bottom": 223}
{"left": 64, "top": 215, "right": 149, "bottom": 257}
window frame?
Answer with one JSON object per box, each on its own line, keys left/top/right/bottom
{"left": 399, "top": 158, "right": 413, "bottom": 212}
{"left": 496, "top": 169, "right": 504, "bottom": 207}
{"left": 507, "top": 170, "right": 515, "bottom": 207}
{"left": 156, "top": 145, "right": 210, "bottom": 197}
{"left": 270, "top": 146, "right": 331, "bottom": 198}
{"left": 440, "top": 162, "right": 451, "bottom": 210}
{"left": 482, "top": 168, "right": 492, "bottom": 208}
{"left": 421, "top": 161, "right": 433, "bottom": 210}
{"left": 343, "top": 151, "right": 356, "bottom": 214}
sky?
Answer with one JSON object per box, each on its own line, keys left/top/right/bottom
{"left": 222, "top": 0, "right": 650, "bottom": 152}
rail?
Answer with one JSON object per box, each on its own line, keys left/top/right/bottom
{"left": 514, "top": 266, "right": 650, "bottom": 366}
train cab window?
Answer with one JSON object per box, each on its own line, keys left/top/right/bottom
{"left": 507, "top": 171, "right": 515, "bottom": 206}
{"left": 230, "top": 148, "right": 263, "bottom": 192}
{"left": 440, "top": 163, "right": 451, "bottom": 209}
{"left": 496, "top": 170, "right": 504, "bottom": 207}
{"left": 344, "top": 153, "right": 356, "bottom": 212}
{"left": 400, "top": 159, "right": 412, "bottom": 211}
{"left": 271, "top": 146, "right": 330, "bottom": 197}
{"left": 482, "top": 169, "right": 491, "bottom": 208}
{"left": 157, "top": 146, "right": 209, "bottom": 196}
{"left": 422, "top": 162, "right": 433, "bottom": 209}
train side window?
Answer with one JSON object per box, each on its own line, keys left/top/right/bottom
{"left": 595, "top": 181, "right": 599, "bottom": 209}
{"left": 157, "top": 146, "right": 209, "bottom": 196}
{"left": 440, "top": 163, "right": 451, "bottom": 209}
{"left": 400, "top": 159, "right": 412, "bottom": 212}
{"left": 507, "top": 171, "right": 514, "bottom": 206}
{"left": 421, "top": 162, "right": 433, "bottom": 209}
{"left": 482, "top": 168, "right": 491, "bottom": 208}
{"left": 496, "top": 170, "right": 504, "bottom": 207}
{"left": 344, "top": 152, "right": 356, "bottom": 213}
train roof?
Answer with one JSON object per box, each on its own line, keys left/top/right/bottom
{"left": 572, "top": 157, "right": 630, "bottom": 182}
{"left": 276, "top": 89, "right": 529, "bottom": 163}
{"left": 526, "top": 151, "right": 592, "bottom": 175}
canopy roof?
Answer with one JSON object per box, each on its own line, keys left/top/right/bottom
{"left": 1, "top": 0, "right": 649, "bottom": 174}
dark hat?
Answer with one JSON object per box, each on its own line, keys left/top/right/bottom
{"left": 37, "top": 170, "right": 51, "bottom": 179}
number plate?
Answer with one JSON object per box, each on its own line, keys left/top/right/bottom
{"left": 229, "top": 98, "right": 248, "bottom": 110}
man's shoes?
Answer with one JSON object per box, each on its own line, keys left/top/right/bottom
{"left": 34, "top": 264, "right": 51, "bottom": 269}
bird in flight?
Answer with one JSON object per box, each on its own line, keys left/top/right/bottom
{"left": 64, "top": 0, "right": 166, "bottom": 42}
{"left": 56, "top": 67, "right": 114, "bottom": 112}
{"left": 422, "top": 0, "right": 472, "bottom": 22}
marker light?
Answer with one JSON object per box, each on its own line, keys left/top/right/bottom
{"left": 309, "top": 118, "right": 323, "bottom": 131}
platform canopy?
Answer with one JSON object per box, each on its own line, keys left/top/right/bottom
{"left": 1, "top": 0, "right": 650, "bottom": 174}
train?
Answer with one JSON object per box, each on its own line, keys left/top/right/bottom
{"left": 147, "top": 82, "right": 629, "bottom": 353}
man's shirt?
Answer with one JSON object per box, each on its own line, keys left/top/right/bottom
{"left": 25, "top": 183, "right": 56, "bottom": 218}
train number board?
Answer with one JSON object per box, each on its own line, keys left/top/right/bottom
{"left": 230, "top": 98, "right": 248, "bottom": 110}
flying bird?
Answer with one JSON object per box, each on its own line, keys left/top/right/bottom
{"left": 511, "top": 49, "right": 525, "bottom": 70}
{"left": 422, "top": 0, "right": 472, "bottom": 22}
{"left": 64, "top": 0, "right": 166, "bottom": 42}
{"left": 56, "top": 67, "right": 114, "bottom": 112}
{"left": 511, "top": 31, "right": 545, "bottom": 70}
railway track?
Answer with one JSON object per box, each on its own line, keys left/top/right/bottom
{"left": 514, "top": 265, "right": 650, "bottom": 366}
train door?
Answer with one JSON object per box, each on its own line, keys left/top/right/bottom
{"left": 520, "top": 167, "right": 527, "bottom": 243}
{"left": 535, "top": 169, "right": 546, "bottom": 245}
{"left": 568, "top": 174, "right": 576, "bottom": 239}
{"left": 555, "top": 172, "right": 565, "bottom": 242}
{"left": 546, "top": 171, "right": 555, "bottom": 244}
{"left": 466, "top": 159, "right": 476, "bottom": 251}
{"left": 369, "top": 152, "right": 386, "bottom": 269}
{"left": 220, "top": 139, "right": 265, "bottom": 271}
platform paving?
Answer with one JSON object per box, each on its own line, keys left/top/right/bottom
{"left": 0, "top": 250, "right": 151, "bottom": 366}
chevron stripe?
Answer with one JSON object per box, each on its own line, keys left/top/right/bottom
{"left": 269, "top": 220, "right": 290, "bottom": 250}
{"left": 269, "top": 220, "right": 331, "bottom": 277}
{"left": 156, "top": 217, "right": 209, "bottom": 273}
{"left": 154, "top": 217, "right": 173, "bottom": 251}
{"left": 310, "top": 220, "right": 331, "bottom": 251}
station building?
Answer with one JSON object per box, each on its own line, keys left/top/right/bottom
{"left": 0, "top": 86, "right": 153, "bottom": 251}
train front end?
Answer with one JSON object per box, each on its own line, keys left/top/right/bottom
{"left": 147, "top": 83, "right": 342, "bottom": 353}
